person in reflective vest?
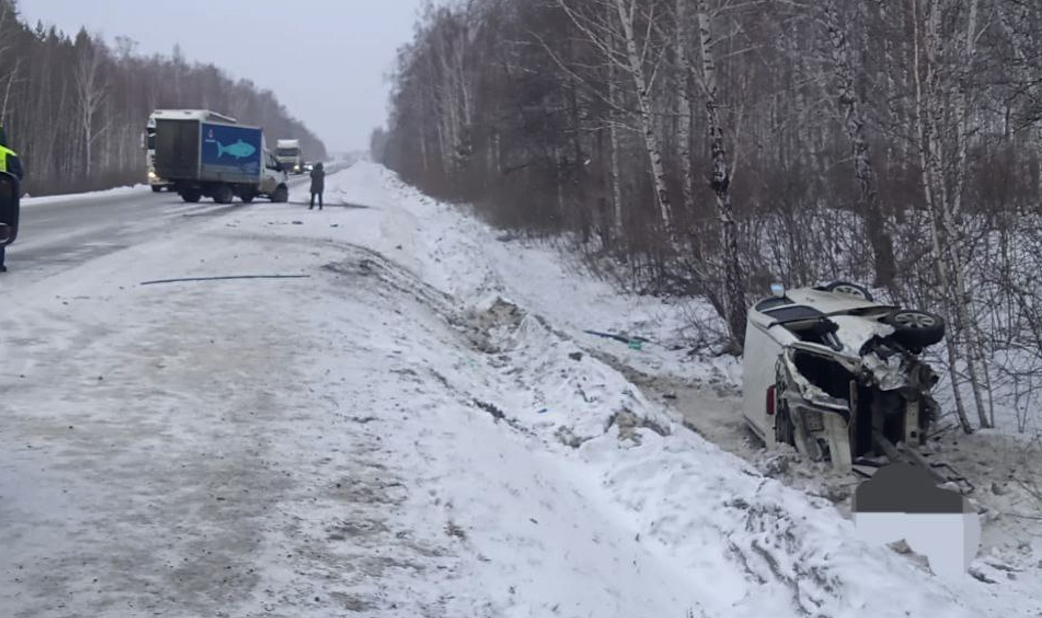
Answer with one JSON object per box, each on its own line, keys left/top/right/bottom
{"left": 0, "top": 125, "right": 24, "bottom": 273}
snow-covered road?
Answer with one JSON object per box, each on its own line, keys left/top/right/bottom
{"left": 0, "top": 163, "right": 1036, "bottom": 617}
{"left": 3, "top": 174, "right": 316, "bottom": 288}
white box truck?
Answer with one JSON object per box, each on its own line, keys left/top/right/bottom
{"left": 275, "top": 139, "right": 304, "bottom": 174}
{"left": 151, "top": 110, "right": 290, "bottom": 204}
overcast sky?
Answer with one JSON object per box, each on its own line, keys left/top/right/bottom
{"left": 20, "top": 0, "right": 427, "bottom": 152}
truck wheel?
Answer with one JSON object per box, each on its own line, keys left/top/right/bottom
{"left": 271, "top": 185, "right": 289, "bottom": 203}
{"left": 240, "top": 193, "right": 255, "bottom": 204}
{"left": 151, "top": 185, "right": 163, "bottom": 193}
{"left": 213, "top": 185, "right": 234, "bottom": 204}
{"left": 181, "top": 191, "right": 201, "bottom": 203}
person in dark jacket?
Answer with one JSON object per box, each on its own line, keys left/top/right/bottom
{"left": 0, "top": 125, "right": 23, "bottom": 273}
{"left": 309, "top": 162, "right": 325, "bottom": 210}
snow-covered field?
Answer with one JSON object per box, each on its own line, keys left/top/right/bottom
{"left": 1, "top": 162, "right": 1038, "bottom": 617}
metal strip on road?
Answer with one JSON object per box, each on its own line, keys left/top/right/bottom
{"left": 140, "top": 275, "right": 312, "bottom": 286}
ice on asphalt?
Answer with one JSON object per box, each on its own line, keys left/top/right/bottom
{"left": 0, "top": 162, "right": 1036, "bottom": 617}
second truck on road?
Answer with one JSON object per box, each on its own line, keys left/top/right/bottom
{"left": 275, "top": 139, "right": 304, "bottom": 175}
{"left": 151, "top": 110, "right": 290, "bottom": 204}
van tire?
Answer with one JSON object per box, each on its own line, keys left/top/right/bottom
{"left": 882, "top": 309, "right": 945, "bottom": 349}
{"left": 824, "top": 280, "right": 873, "bottom": 302}
{"left": 271, "top": 185, "right": 289, "bottom": 203}
{"left": 213, "top": 185, "right": 234, "bottom": 204}
{"left": 181, "top": 191, "right": 201, "bottom": 203}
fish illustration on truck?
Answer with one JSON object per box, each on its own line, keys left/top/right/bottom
{"left": 217, "top": 139, "right": 256, "bottom": 160}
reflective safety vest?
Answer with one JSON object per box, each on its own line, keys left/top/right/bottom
{"left": 0, "top": 145, "right": 13, "bottom": 173}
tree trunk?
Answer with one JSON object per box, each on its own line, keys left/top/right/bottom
{"left": 675, "top": 0, "right": 696, "bottom": 232}
{"left": 946, "top": 0, "right": 991, "bottom": 429}
{"left": 613, "top": 0, "right": 677, "bottom": 251}
{"left": 606, "top": 1, "right": 624, "bottom": 236}
{"left": 911, "top": 0, "right": 974, "bottom": 434}
{"left": 823, "top": 0, "right": 897, "bottom": 289}
{"left": 696, "top": 0, "right": 746, "bottom": 348}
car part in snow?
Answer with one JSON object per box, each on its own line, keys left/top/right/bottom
{"left": 140, "top": 274, "right": 311, "bottom": 286}
{"left": 583, "top": 330, "right": 652, "bottom": 347}
{"left": 822, "top": 280, "right": 874, "bottom": 302}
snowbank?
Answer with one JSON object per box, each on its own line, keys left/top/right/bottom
{"left": 229, "top": 162, "right": 1036, "bottom": 616}
{"left": 21, "top": 184, "right": 151, "bottom": 206}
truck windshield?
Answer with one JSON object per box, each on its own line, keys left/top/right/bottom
{"left": 276, "top": 149, "right": 299, "bottom": 157}
{"left": 146, "top": 129, "right": 156, "bottom": 150}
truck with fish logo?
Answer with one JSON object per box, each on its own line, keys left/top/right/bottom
{"left": 151, "top": 110, "right": 290, "bottom": 204}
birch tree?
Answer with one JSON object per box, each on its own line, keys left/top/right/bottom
{"left": 674, "top": 0, "right": 695, "bottom": 228}
{"left": 695, "top": 0, "right": 746, "bottom": 346}
{"left": 909, "top": 0, "right": 990, "bottom": 432}
{"left": 556, "top": 0, "right": 678, "bottom": 251}
{"left": 73, "top": 31, "right": 108, "bottom": 177}
{"left": 821, "top": 0, "right": 897, "bottom": 288}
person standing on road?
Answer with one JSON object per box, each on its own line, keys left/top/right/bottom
{"left": 309, "top": 162, "right": 325, "bottom": 210}
{"left": 0, "top": 126, "right": 24, "bottom": 273}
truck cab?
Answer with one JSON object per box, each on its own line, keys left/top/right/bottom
{"left": 261, "top": 150, "right": 289, "bottom": 197}
{"left": 275, "top": 139, "right": 303, "bottom": 174}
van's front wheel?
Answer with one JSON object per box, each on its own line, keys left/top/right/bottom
{"left": 270, "top": 185, "right": 289, "bottom": 203}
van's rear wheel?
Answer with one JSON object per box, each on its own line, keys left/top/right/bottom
{"left": 213, "top": 185, "right": 234, "bottom": 204}
{"left": 180, "top": 191, "right": 201, "bottom": 203}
